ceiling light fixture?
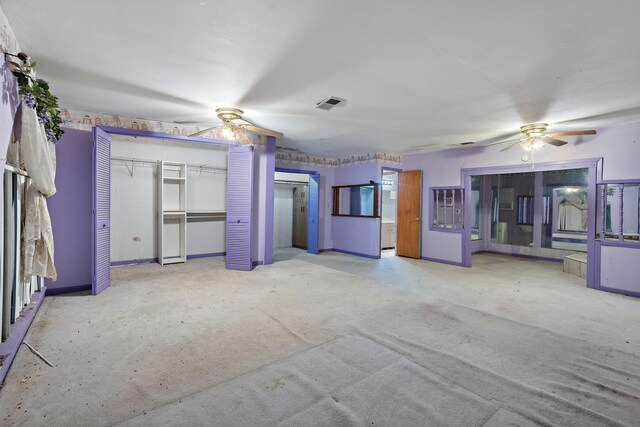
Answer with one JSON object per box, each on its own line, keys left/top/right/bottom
{"left": 221, "top": 123, "right": 235, "bottom": 140}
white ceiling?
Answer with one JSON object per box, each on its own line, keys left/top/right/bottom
{"left": 3, "top": 0, "right": 640, "bottom": 156}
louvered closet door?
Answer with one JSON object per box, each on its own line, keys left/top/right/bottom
{"left": 226, "top": 146, "right": 254, "bottom": 271}
{"left": 92, "top": 127, "right": 111, "bottom": 295}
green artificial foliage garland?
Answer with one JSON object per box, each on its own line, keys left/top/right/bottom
{"left": 9, "top": 59, "right": 64, "bottom": 143}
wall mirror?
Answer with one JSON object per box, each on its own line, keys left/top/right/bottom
{"left": 553, "top": 187, "right": 588, "bottom": 232}
{"left": 332, "top": 184, "right": 380, "bottom": 217}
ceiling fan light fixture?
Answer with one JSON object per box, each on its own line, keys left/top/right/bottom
{"left": 221, "top": 123, "right": 236, "bottom": 140}
{"left": 532, "top": 139, "right": 545, "bottom": 149}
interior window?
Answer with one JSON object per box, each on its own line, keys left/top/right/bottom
{"left": 432, "top": 187, "right": 464, "bottom": 229}
{"left": 601, "top": 183, "right": 640, "bottom": 243}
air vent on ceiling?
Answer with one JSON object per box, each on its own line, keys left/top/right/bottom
{"left": 316, "top": 96, "right": 346, "bottom": 110}
{"left": 460, "top": 141, "right": 475, "bottom": 145}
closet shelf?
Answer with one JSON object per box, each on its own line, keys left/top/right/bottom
{"left": 163, "top": 177, "right": 186, "bottom": 182}
{"left": 187, "top": 210, "right": 226, "bottom": 215}
{"left": 163, "top": 210, "right": 186, "bottom": 215}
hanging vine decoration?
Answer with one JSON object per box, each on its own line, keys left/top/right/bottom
{"left": 7, "top": 56, "right": 64, "bottom": 143}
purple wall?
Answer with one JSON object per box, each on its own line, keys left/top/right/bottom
{"left": 45, "top": 128, "right": 93, "bottom": 291}
{"left": 332, "top": 162, "right": 383, "bottom": 258}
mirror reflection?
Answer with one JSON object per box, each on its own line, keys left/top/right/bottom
{"left": 333, "top": 184, "right": 379, "bottom": 217}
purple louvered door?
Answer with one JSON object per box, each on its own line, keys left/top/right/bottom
{"left": 92, "top": 127, "right": 111, "bottom": 295}
{"left": 226, "top": 146, "right": 254, "bottom": 271}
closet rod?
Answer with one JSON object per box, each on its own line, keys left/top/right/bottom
{"left": 110, "top": 156, "right": 227, "bottom": 172}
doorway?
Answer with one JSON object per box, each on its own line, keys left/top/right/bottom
{"left": 273, "top": 169, "right": 320, "bottom": 262}
{"left": 380, "top": 169, "right": 398, "bottom": 257}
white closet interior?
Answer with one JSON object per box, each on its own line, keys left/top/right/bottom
{"left": 110, "top": 135, "right": 228, "bottom": 264}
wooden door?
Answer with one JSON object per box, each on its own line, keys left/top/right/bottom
{"left": 396, "top": 170, "right": 422, "bottom": 258}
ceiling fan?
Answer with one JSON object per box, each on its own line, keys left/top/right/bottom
{"left": 177, "top": 107, "right": 284, "bottom": 143}
{"left": 489, "top": 123, "right": 596, "bottom": 152}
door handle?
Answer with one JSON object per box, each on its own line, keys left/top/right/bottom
{"left": 415, "top": 218, "right": 420, "bottom": 221}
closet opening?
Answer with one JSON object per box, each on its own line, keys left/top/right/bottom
{"left": 110, "top": 134, "right": 228, "bottom": 270}
{"left": 273, "top": 169, "right": 319, "bottom": 262}
{"left": 380, "top": 169, "right": 399, "bottom": 257}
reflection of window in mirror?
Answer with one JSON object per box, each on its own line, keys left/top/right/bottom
{"left": 490, "top": 172, "right": 535, "bottom": 247}
{"left": 542, "top": 168, "right": 588, "bottom": 250}
{"left": 554, "top": 187, "right": 588, "bottom": 232}
{"left": 470, "top": 176, "right": 481, "bottom": 240}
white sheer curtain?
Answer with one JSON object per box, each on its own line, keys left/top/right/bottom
{"left": 17, "top": 101, "right": 57, "bottom": 282}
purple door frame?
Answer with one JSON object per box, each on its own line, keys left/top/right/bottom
{"left": 461, "top": 158, "right": 602, "bottom": 289}
{"left": 271, "top": 167, "right": 322, "bottom": 262}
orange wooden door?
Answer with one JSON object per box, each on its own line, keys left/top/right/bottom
{"left": 396, "top": 170, "right": 422, "bottom": 258}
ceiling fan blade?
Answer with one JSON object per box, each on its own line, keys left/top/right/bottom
{"left": 175, "top": 120, "right": 217, "bottom": 125}
{"left": 547, "top": 130, "right": 596, "bottom": 137}
{"left": 188, "top": 126, "right": 217, "bottom": 138}
{"left": 240, "top": 124, "right": 284, "bottom": 139}
{"left": 556, "top": 106, "right": 640, "bottom": 127}
{"left": 500, "top": 141, "right": 522, "bottom": 152}
{"left": 474, "top": 131, "right": 522, "bottom": 146}
{"left": 237, "top": 131, "right": 252, "bottom": 145}
{"left": 487, "top": 138, "right": 520, "bottom": 147}
{"left": 544, "top": 137, "right": 568, "bottom": 147}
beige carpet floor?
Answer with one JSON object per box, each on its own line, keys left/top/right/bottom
{"left": 0, "top": 251, "right": 639, "bottom": 426}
